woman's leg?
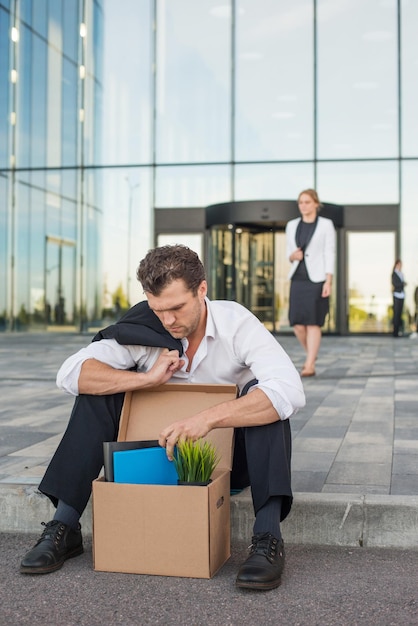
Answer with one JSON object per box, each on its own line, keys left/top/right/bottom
{"left": 304, "top": 325, "right": 322, "bottom": 371}
{"left": 293, "top": 324, "right": 307, "bottom": 351}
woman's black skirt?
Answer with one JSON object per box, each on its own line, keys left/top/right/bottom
{"left": 289, "top": 279, "right": 329, "bottom": 326}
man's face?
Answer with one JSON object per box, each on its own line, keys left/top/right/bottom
{"left": 146, "top": 279, "right": 207, "bottom": 339}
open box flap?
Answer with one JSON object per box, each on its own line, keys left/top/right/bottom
{"left": 118, "top": 383, "right": 237, "bottom": 471}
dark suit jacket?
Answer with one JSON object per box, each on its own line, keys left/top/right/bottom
{"left": 392, "top": 271, "right": 405, "bottom": 294}
{"left": 92, "top": 301, "right": 183, "bottom": 355}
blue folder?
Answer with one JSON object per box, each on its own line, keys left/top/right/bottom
{"left": 113, "top": 446, "right": 178, "bottom": 485}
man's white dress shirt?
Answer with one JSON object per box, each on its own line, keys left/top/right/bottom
{"left": 57, "top": 299, "right": 305, "bottom": 421}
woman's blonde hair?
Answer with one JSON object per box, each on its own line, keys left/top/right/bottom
{"left": 298, "top": 188, "right": 322, "bottom": 209}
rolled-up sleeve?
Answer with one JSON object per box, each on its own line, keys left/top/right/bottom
{"left": 56, "top": 339, "right": 137, "bottom": 396}
{"left": 234, "top": 312, "right": 305, "bottom": 420}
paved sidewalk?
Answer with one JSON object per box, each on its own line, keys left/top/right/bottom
{"left": 1, "top": 331, "right": 418, "bottom": 548}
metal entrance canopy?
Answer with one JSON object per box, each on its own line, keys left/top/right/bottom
{"left": 205, "top": 200, "right": 344, "bottom": 229}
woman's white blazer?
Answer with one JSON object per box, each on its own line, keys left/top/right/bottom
{"left": 285, "top": 215, "right": 336, "bottom": 282}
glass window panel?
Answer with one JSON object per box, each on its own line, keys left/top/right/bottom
{"left": 83, "top": 73, "right": 103, "bottom": 166}
{"left": 207, "top": 227, "right": 235, "bottom": 301}
{"left": 99, "top": 0, "right": 152, "bottom": 166}
{"left": 401, "top": 0, "right": 418, "bottom": 157}
{"left": 16, "top": 24, "right": 32, "bottom": 168}
{"left": 155, "top": 165, "right": 231, "bottom": 207}
{"left": 157, "top": 233, "right": 203, "bottom": 260}
{"left": 48, "top": 0, "right": 63, "bottom": 53}
{"left": 317, "top": 0, "right": 398, "bottom": 159}
{"left": 156, "top": 0, "right": 231, "bottom": 163}
{"left": 62, "top": 58, "right": 78, "bottom": 166}
{"left": 101, "top": 167, "right": 153, "bottom": 308}
{"left": 83, "top": 0, "right": 103, "bottom": 167}
{"left": 31, "top": 34, "right": 47, "bottom": 167}
{"left": 46, "top": 46, "right": 63, "bottom": 167}
{"left": 0, "top": 173, "right": 8, "bottom": 327}
{"left": 62, "top": 0, "right": 79, "bottom": 62}
{"left": 317, "top": 161, "right": 399, "bottom": 205}
{"left": 84, "top": 171, "right": 102, "bottom": 323}
{"left": 19, "top": 0, "right": 33, "bottom": 26}
{"left": 235, "top": 163, "right": 314, "bottom": 201}
{"left": 15, "top": 176, "right": 31, "bottom": 327}
{"left": 0, "top": 8, "right": 10, "bottom": 168}
{"left": 32, "top": 0, "right": 47, "bottom": 38}
{"left": 29, "top": 180, "right": 48, "bottom": 326}
{"left": 400, "top": 160, "right": 418, "bottom": 319}
{"left": 235, "top": 0, "right": 314, "bottom": 161}
{"left": 348, "top": 232, "right": 395, "bottom": 333}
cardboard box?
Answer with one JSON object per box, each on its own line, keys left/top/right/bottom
{"left": 92, "top": 383, "right": 237, "bottom": 578}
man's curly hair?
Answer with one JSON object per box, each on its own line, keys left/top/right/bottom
{"left": 136, "top": 244, "right": 206, "bottom": 296}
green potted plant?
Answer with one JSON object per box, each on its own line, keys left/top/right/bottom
{"left": 173, "top": 438, "right": 220, "bottom": 486}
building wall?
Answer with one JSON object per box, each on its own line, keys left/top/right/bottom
{"left": 0, "top": 0, "right": 417, "bottom": 331}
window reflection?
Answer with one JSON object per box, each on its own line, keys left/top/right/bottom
{"left": 156, "top": 0, "right": 231, "bottom": 163}
{"left": 0, "top": 9, "right": 10, "bottom": 168}
{"left": 100, "top": 0, "right": 152, "bottom": 165}
{"left": 235, "top": 163, "right": 314, "bottom": 200}
{"left": 400, "top": 161, "right": 418, "bottom": 318}
{"left": 317, "top": 0, "right": 398, "bottom": 158}
{"left": 401, "top": 0, "right": 418, "bottom": 157}
{"left": 317, "top": 161, "right": 398, "bottom": 205}
{"left": 235, "top": 0, "right": 314, "bottom": 161}
{"left": 348, "top": 232, "right": 395, "bottom": 333}
{"left": 155, "top": 165, "right": 231, "bottom": 207}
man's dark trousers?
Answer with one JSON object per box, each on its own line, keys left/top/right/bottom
{"left": 39, "top": 390, "right": 293, "bottom": 521}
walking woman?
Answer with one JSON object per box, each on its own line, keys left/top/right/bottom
{"left": 286, "top": 189, "right": 336, "bottom": 377}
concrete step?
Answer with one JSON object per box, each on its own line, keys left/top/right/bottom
{"left": 2, "top": 484, "right": 418, "bottom": 549}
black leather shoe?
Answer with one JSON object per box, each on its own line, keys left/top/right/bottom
{"left": 20, "top": 520, "right": 83, "bottom": 574}
{"left": 236, "top": 532, "right": 284, "bottom": 590}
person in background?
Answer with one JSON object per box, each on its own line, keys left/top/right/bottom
{"left": 391, "top": 259, "right": 406, "bottom": 337}
{"left": 20, "top": 244, "right": 305, "bottom": 592}
{"left": 286, "top": 189, "right": 336, "bottom": 377}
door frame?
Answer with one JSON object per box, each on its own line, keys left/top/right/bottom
{"left": 338, "top": 204, "right": 399, "bottom": 334}
{"left": 154, "top": 202, "right": 400, "bottom": 335}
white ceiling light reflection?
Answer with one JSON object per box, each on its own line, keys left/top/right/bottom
{"left": 210, "top": 5, "right": 244, "bottom": 18}
{"left": 277, "top": 94, "right": 297, "bottom": 102}
{"left": 272, "top": 112, "right": 295, "bottom": 119}
{"left": 372, "top": 123, "right": 393, "bottom": 130}
{"left": 239, "top": 52, "right": 263, "bottom": 61}
{"left": 362, "top": 30, "right": 393, "bottom": 42}
{"left": 353, "top": 81, "right": 378, "bottom": 90}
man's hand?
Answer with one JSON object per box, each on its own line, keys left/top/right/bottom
{"left": 159, "top": 413, "right": 210, "bottom": 460}
{"left": 145, "top": 349, "right": 185, "bottom": 387}
{"left": 78, "top": 348, "right": 185, "bottom": 395}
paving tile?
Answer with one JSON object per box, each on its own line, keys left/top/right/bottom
{"left": 390, "top": 475, "right": 418, "bottom": 496}
{"left": 291, "top": 451, "right": 336, "bottom": 472}
{"left": 392, "top": 453, "right": 418, "bottom": 475}
{"left": 326, "top": 462, "right": 392, "bottom": 487}
{"left": 291, "top": 471, "right": 328, "bottom": 493}
{"left": 292, "top": 437, "right": 342, "bottom": 453}
{"left": 0, "top": 332, "right": 418, "bottom": 499}
{"left": 321, "top": 484, "right": 390, "bottom": 495}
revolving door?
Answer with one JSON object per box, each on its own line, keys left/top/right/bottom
{"left": 207, "top": 226, "right": 291, "bottom": 332}
{"left": 206, "top": 200, "right": 344, "bottom": 333}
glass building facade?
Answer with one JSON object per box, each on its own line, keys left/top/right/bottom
{"left": 1, "top": 0, "right": 417, "bottom": 333}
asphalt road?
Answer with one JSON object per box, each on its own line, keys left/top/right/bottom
{"left": 1, "top": 533, "right": 417, "bottom": 626}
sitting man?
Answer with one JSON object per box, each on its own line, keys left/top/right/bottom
{"left": 20, "top": 244, "right": 305, "bottom": 591}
